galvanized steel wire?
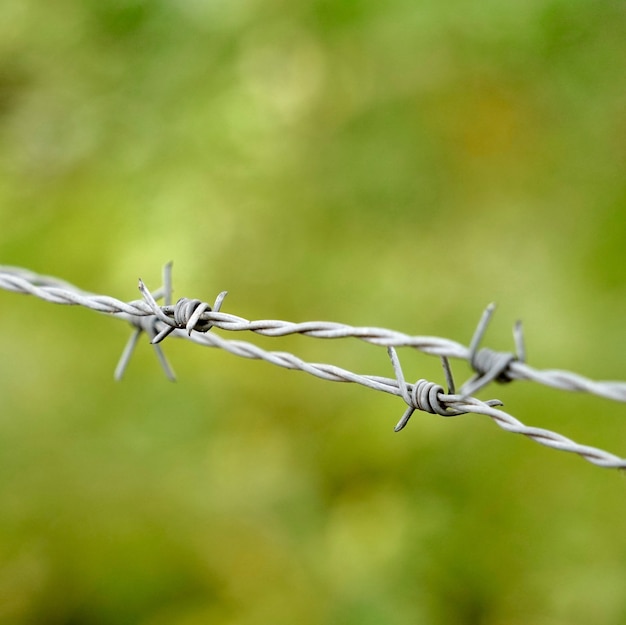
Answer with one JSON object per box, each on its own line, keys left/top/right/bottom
{"left": 1, "top": 264, "right": 625, "bottom": 470}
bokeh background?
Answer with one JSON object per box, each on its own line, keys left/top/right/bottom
{"left": 1, "top": 1, "right": 625, "bottom": 623}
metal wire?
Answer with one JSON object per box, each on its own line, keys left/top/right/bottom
{"left": 1, "top": 264, "right": 625, "bottom": 469}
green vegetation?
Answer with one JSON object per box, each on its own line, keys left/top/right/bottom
{"left": 0, "top": 1, "right": 625, "bottom": 623}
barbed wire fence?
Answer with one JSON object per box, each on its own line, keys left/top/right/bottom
{"left": 1, "top": 263, "right": 625, "bottom": 470}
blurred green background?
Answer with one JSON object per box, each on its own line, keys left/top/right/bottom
{"left": 1, "top": 1, "right": 625, "bottom": 623}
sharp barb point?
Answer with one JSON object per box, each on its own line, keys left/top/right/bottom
{"left": 152, "top": 343, "right": 176, "bottom": 381}
{"left": 114, "top": 328, "right": 142, "bottom": 381}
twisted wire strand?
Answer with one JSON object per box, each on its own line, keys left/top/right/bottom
{"left": 2, "top": 265, "right": 625, "bottom": 403}
{"left": 449, "top": 399, "right": 626, "bottom": 469}
{"left": 1, "top": 265, "right": 626, "bottom": 468}
{"left": 507, "top": 361, "right": 626, "bottom": 402}
{"left": 0, "top": 267, "right": 626, "bottom": 468}
{"left": 0, "top": 269, "right": 155, "bottom": 317}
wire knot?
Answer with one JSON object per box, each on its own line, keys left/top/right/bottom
{"left": 114, "top": 263, "right": 228, "bottom": 381}
{"left": 168, "top": 298, "right": 213, "bottom": 335}
{"left": 137, "top": 282, "right": 228, "bottom": 345}
{"left": 471, "top": 348, "right": 517, "bottom": 384}
{"left": 404, "top": 379, "right": 454, "bottom": 416}
{"left": 461, "top": 303, "right": 526, "bottom": 397}
{"left": 390, "top": 347, "right": 458, "bottom": 432}
{"left": 388, "top": 346, "right": 503, "bottom": 432}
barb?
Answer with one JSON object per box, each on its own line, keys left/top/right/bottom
{"left": 387, "top": 346, "right": 503, "bottom": 431}
{"left": 461, "top": 302, "right": 525, "bottom": 397}
{"left": 114, "top": 263, "right": 177, "bottom": 381}
{"left": 1, "top": 263, "right": 625, "bottom": 470}
{"left": 138, "top": 277, "right": 228, "bottom": 344}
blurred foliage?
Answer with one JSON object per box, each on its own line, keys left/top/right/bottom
{"left": 0, "top": 0, "right": 625, "bottom": 624}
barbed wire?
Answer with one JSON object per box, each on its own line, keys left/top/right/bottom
{"left": 1, "top": 264, "right": 625, "bottom": 470}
